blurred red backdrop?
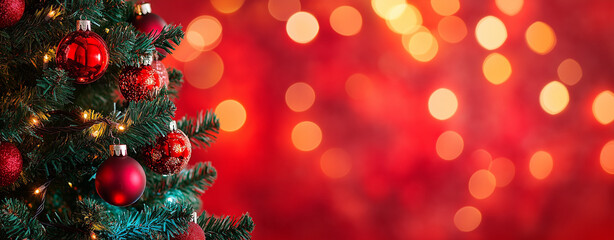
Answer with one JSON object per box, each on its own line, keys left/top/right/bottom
{"left": 149, "top": 0, "right": 614, "bottom": 239}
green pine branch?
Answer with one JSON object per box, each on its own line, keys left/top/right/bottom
{"left": 198, "top": 213, "right": 254, "bottom": 240}
{"left": 0, "top": 198, "right": 44, "bottom": 240}
{"left": 142, "top": 162, "right": 217, "bottom": 205}
{"left": 115, "top": 94, "right": 177, "bottom": 149}
{"left": 177, "top": 110, "right": 220, "bottom": 149}
{"left": 102, "top": 202, "right": 192, "bottom": 239}
{"left": 153, "top": 25, "right": 184, "bottom": 55}
{"left": 104, "top": 22, "right": 155, "bottom": 68}
{"left": 166, "top": 67, "right": 184, "bottom": 98}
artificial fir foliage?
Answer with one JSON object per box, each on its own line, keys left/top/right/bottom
{"left": 0, "top": 0, "right": 253, "bottom": 239}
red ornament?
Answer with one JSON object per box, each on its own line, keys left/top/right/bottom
{"left": 0, "top": 141, "right": 22, "bottom": 188}
{"left": 118, "top": 56, "right": 161, "bottom": 101}
{"left": 95, "top": 145, "right": 146, "bottom": 206}
{"left": 56, "top": 20, "right": 109, "bottom": 84}
{"left": 172, "top": 213, "right": 205, "bottom": 240}
{"left": 132, "top": 3, "right": 168, "bottom": 58}
{"left": 152, "top": 60, "right": 169, "bottom": 88}
{"left": 144, "top": 121, "right": 192, "bottom": 175}
{"left": 0, "top": 0, "right": 25, "bottom": 28}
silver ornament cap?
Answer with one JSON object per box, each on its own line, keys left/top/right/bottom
{"left": 109, "top": 144, "right": 127, "bottom": 157}
{"left": 169, "top": 120, "right": 177, "bottom": 131}
{"left": 136, "top": 3, "right": 152, "bottom": 15}
{"left": 190, "top": 212, "right": 198, "bottom": 223}
{"left": 77, "top": 20, "right": 91, "bottom": 31}
{"left": 141, "top": 54, "right": 154, "bottom": 66}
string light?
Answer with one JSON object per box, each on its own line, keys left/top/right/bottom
{"left": 45, "top": 10, "right": 56, "bottom": 20}
{"left": 67, "top": 182, "right": 73, "bottom": 188}
{"left": 43, "top": 54, "right": 50, "bottom": 63}
{"left": 34, "top": 188, "right": 41, "bottom": 194}
{"left": 117, "top": 124, "right": 126, "bottom": 131}
{"left": 82, "top": 112, "right": 89, "bottom": 119}
{"left": 90, "top": 232, "right": 97, "bottom": 239}
{"left": 30, "top": 117, "right": 39, "bottom": 125}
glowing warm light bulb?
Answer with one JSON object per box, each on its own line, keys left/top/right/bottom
{"left": 529, "top": 151, "right": 553, "bottom": 180}
{"left": 454, "top": 206, "right": 482, "bottom": 232}
{"left": 496, "top": 0, "right": 523, "bottom": 16}
{"left": 268, "top": 0, "right": 301, "bottom": 21}
{"left": 82, "top": 112, "right": 88, "bottom": 119}
{"left": 211, "top": 0, "right": 244, "bottom": 14}
{"left": 30, "top": 117, "right": 39, "bottom": 125}
{"left": 186, "top": 16, "right": 223, "bottom": 51}
{"left": 91, "top": 232, "right": 97, "bottom": 239}
{"left": 539, "top": 81, "right": 569, "bottom": 115}
{"left": 468, "top": 169, "right": 496, "bottom": 199}
{"left": 345, "top": 73, "right": 374, "bottom": 100}
{"left": 525, "top": 21, "right": 556, "bottom": 55}
{"left": 184, "top": 51, "right": 224, "bottom": 89}
{"left": 557, "top": 58, "right": 582, "bottom": 86}
{"left": 291, "top": 121, "right": 322, "bottom": 151}
{"left": 437, "top": 16, "right": 467, "bottom": 43}
{"left": 386, "top": 4, "right": 422, "bottom": 35}
{"left": 431, "top": 0, "right": 460, "bottom": 16}
{"left": 285, "top": 82, "right": 316, "bottom": 112}
{"left": 600, "top": 140, "right": 614, "bottom": 174}
{"left": 320, "top": 148, "right": 352, "bottom": 179}
{"left": 436, "top": 131, "right": 464, "bottom": 160}
{"left": 372, "top": 0, "right": 407, "bottom": 20}
{"left": 475, "top": 16, "right": 507, "bottom": 50}
{"left": 593, "top": 91, "right": 614, "bottom": 125}
{"left": 117, "top": 125, "right": 126, "bottom": 131}
{"left": 482, "top": 53, "right": 512, "bottom": 85}
{"left": 47, "top": 10, "right": 56, "bottom": 18}
{"left": 215, "top": 100, "right": 247, "bottom": 132}
{"left": 428, "top": 88, "right": 458, "bottom": 120}
{"left": 490, "top": 157, "right": 515, "bottom": 187}
{"left": 34, "top": 188, "right": 41, "bottom": 194}
{"left": 68, "top": 182, "right": 73, "bottom": 188}
{"left": 43, "top": 54, "right": 50, "bottom": 63}
{"left": 286, "top": 12, "right": 319, "bottom": 44}
{"left": 330, "top": 6, "right": 363, "bottom": 36}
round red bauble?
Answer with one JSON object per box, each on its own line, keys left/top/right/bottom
{"left": 56, "top": 20, "right": 109, "bottom": 84}
{"left": 172, "top": 222, "right": 205, "bottom": 240}
{"left": 95, "top": 145, "right": 146, "bottom": 206}
{"left": 0, "top": 142, "right": 22, "bottom": 188}
{"left": 118, "top": 65, "right": 161, "bottom": 101}
{"left": 132, "top": 3, "right": 168, "bottom": 58}
{"left": 0, "top": 0, "right": 25, "bottom": 28}
{"left": 144, "top": 121, "right": 191, "bottom": 175}
{"left": 152, "top": 60, "right": 169, "bottom": 88}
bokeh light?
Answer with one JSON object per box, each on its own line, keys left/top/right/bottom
{"left": 496, "top": 0, "right": 523, "bottom": 16}
{"left": 186, "top": 15, "right": 223, "bottom": 51}
{"left": 482, "top": 53, "right": 512, "bottom": 85}
{"left": 592, "top": 91, "right": 614, "bottom": 125}
{"left": 184, "top": 51, "right": 224, "bottom": 89}
{"left": 468, "top": 169, "right": 496, "bottom": 199}
{"left": 170, "top": 41, "right": 200, "bottom": 62}
{"left": 371, "top": 0, "right": 406, "bottom": 20}
{"left": 600, "top": 140, "right": 614, "bottom": 174}
{"left": 428, "top": 88, "right": 458, "bottom": 120}
{"left": 215, "top": 100, "right": 247, "bottom": 132}
{"left": 385, "top": 4, "right": 422, "bottom": 35}
{"left": 472, "top": 149, "right": 493, "bottom": 169}
{"left": 407, "top": 30, "right": 439, "bottom": 62}
{"left": 436, "top": 131, "right": 464, "bottom": 160}
{"left": 490, "top": 157, "right": 515, "bottom": 187}
{"left": 529, "top": 151, "right": 553, "bottom": 180}
{"left": 454, "top": 206, "right": 482, "bottom": 232}
{"left": 431, "top": 0, "right": 460, "bottom": 16}
{"left": 286, "top": 12, "right": 319, "bottom": 44}
{"left": 539, "top": 81, "right": 569, "bottom": 115}
{"left": 285, "top": 82, "right": 316, "bottom": 112}
{"left": 268, "top": 0, "right": 301, "bottom": 21}
{"left": 345, "top": 73, "right": 373, "bottom": 100}
{"left": 525, "top": 21, "right": 556, "bottom": 55}
{"left": 210, "top": 0, "right": 244, "bottom": 14}
{"left": 330, "top": 6, "right": 362, "bottom": 36}
{"left": 557, "top": 58, "right": 582, "bottom": 86}
{"left": 475, "top": 16, "right": 507, "bottom": 50}
{"left": 320, "top": 148, "right": 352, "bottom": 179}
{"left": 437, "top": 16, "right": 467, "bottom": 44}
{"left": 291, "top": 121, "right": 322, "bottom": 151}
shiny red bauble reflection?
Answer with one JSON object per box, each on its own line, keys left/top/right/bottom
{"left": 144, "top": 129, "right": 192, "bottom": 175}
{"left": 95, "top": 155, "right": 146, "bottom": 206}
{"left": 118, "top": 65, "right": 161, "bottom": 101}
{"left": 56, "top": 29, "right": 109, "bottom": 84}
{"left": 0, "top": 141, "right": 22, "bottom": 188}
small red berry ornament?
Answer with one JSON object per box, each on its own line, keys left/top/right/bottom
{"left": 95, "top": 144, "right": 146, "bottom": 206}
{"left": 118, "top": 55, "right": 161, "bottom": 101}
{"left": 132, "top": 3, "right": 168, "bottom": 58}
{"left": 0, "top": 0, "right": 25, "bottom": 28}
{"left": 172, "top": 212, "right": 206, "bottom": 240}
{"left": 56, "top": 20, "right": 110, "bottom": 84}
{"left": 0, "top": 141, "right": 22, "bottom": 188}
{"left": 144, "top": 121, "right": 192, "bottom": 175}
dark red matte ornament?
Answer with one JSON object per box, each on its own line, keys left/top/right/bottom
{"left": 95, "top": 144, "right": 146, "bottom": 206}
{"left": 56, "top": 20, "right": 109, "bottom": 84}
{"left": 0, "top": 141, "right": 22, "bottom": 188}
{"left": 0, "top": 0, "right": 25, "bottom": 28}
{"left": 132, "top": 3, "right": 168, "bottom": 58}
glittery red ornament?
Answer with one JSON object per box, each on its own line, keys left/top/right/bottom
{"left": 144, "top": 121, "right": 192, "bottom": 175}
{"left": 56, "top": 20, "right": 109, "bottom": 84}
{"left": 118, "top": 57, "right": 161, "bottom": 101}
{"left": 0, "top": 142, "right": 22, "bottom": 188}
{"left": 172, "top": 223, "right": 205, "bottom": 240}
{"left": 0, "top": 0, "right": 25, "bottom": 28}
{"left": 152, "top": 60, "right": 169, "bottom": 88}
{"left": 95, "top": 145, "right": 146, "bottom": 206}
{"left": 132, "top": 3, "right": 168, "bottom": 58}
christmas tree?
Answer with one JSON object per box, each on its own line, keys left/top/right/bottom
{"left": 0, "top": 0, "right": 253, "bottom": 239}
